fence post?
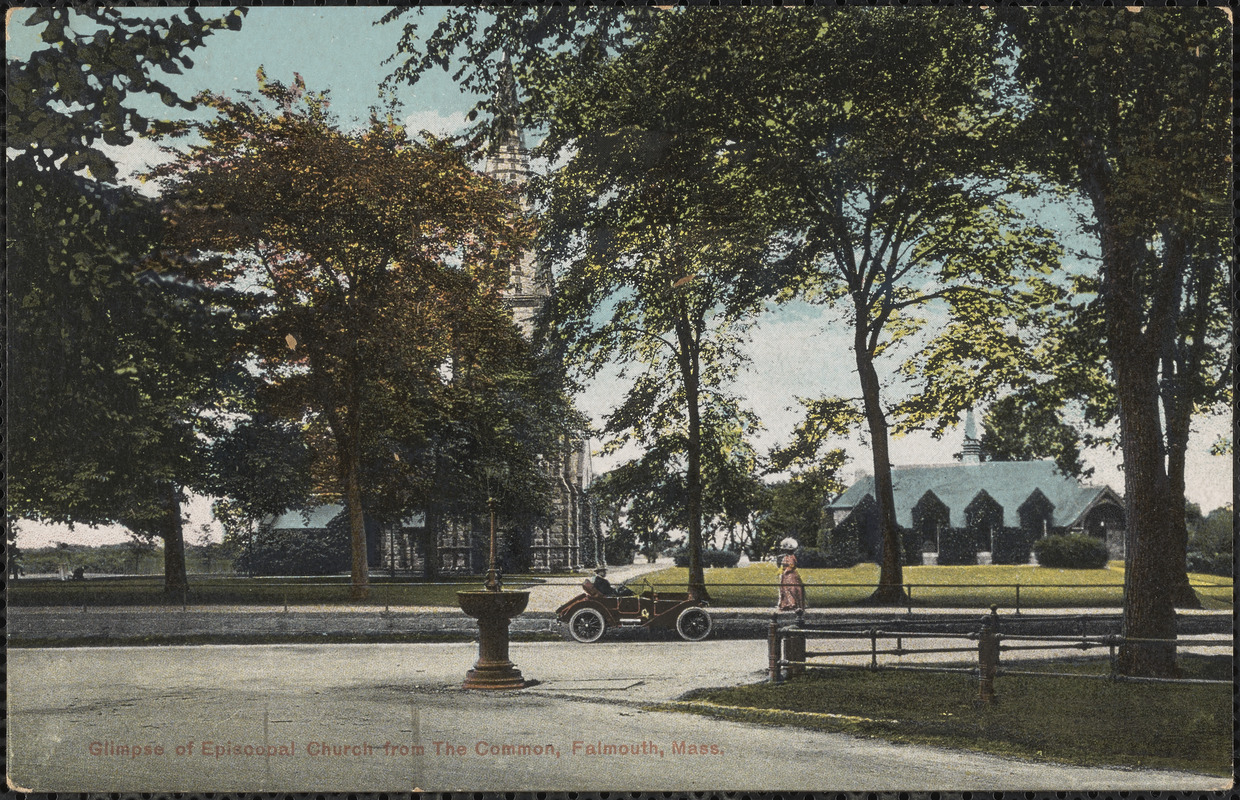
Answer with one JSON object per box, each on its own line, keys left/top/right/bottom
{"left": 784, "top": 618, "right": 806, "bottom": 679}
{"left": 767, "top": 614, "right": 782, "bottom": 683}
{"left": 869, "top": 627, "right": 878, "bottom": 671}
{"left": 1014, "top": 584, "right": 1021, "bottom": 615}
{"left": 906, "top": 585, "right": 913, "bottom": 616}
{"left": 977, "top": 606, "right": 1000, "bottom": 705}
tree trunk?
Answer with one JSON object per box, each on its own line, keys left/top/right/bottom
{"left": 420, "top": 506, "right": 440, "bottom": 581}
{"left": 1163, "top": 372, "right": 1202, "bottom": 609}
{"left": 855, "top": 335, "right": 905, "bottom": 604}
{"left": 1113, "top": 367, "right": 1179, "bottom": 676}
{"left": 1095, "top": 218, "right": 1179, "bottom": 677}
{"left": 343, "top": 439, "right": 370, "bottom": 601}
{"left": 674, "top": 308, "right": 710, "bottom": 603}
{"left": 160, "top": 482, "right": 188, "bottom": 595}
{"left": 1160, "top": 234, "right": 1217, "bottom": 610}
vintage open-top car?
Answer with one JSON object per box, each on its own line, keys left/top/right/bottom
{"left": 555, "top": 577, "right": 712, "bottom": 642}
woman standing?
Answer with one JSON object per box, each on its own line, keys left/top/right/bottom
{"left": 777, "top": 540, "right": 805, "bottom": 612}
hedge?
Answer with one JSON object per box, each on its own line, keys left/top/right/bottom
{"left": 821, "top": 524, "right": 861, "bottom": 568}
{"left": 1034, "top": 533, "right": 1110, "bottom": 569}
{"left": 1186, "top": 551, "right": 1231, "bottom": 578}
{"left": 936, "top": 525, "right": 978, "bottom": 566}
{"left": 671, "top": 547, "right": 741, "bottom": 568}
{"left": 992, "top": 527, "right": 1036, "bottom": 565}
{"left": 238, "top": 522, "right": 351, "bottom": 576}
{"left": 901, "top": 526, "right": 924, "bottom": 566}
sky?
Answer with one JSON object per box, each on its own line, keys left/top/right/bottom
{"left": 8, "top": 8, "right": 1232, "bottom": 548}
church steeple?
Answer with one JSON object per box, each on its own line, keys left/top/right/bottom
{"left": 484, "top": 56, "right": 532, "bottom": 186}
{"left": 961, "top": 407, "right": 983, "bottom": 464}
{"left": 482, "top": 55, "right": 550, "bottom": 339}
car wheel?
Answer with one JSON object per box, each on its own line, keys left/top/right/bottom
{"left": 675, "top": 607, "right": 712, "bottom": 641}
{"left": 568, "top": 607, "right": 607, "bottom": 643}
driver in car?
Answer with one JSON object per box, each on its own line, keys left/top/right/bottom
{"left": 589, "top": 567, "right": 633, "bottom": 597}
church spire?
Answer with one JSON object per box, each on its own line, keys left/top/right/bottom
{"left": 961, "top": 407, "right": 982, "bottom": 464}
{"left": 484, "top": 55, "right": 531, "bottom": 185}
{"left": 482, "top": 55, "right": 549, "bottom": 339}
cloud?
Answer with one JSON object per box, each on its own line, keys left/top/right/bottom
{"left": 403, "top": 108, "right": 469, "bottom": 140}
{"left": 96, "top": 138, "right": 177, "bottom": 197}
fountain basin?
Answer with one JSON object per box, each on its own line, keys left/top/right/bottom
{"left": 457, "top": 590, "right": 529, "bottom": 619}
{"left": 457, "top": 590, "right": 530, "bottom": 690}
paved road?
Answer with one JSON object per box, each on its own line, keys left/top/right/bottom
{"left": 8, "top": 640, "right": 1228, "bottom": 793}
{"left": 523, "top": 559, "right": 670, "bottom": 612}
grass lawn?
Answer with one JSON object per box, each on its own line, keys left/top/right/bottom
{"left": 673, "top": 654, "right": 1232, "bottom": 776}
{"left": 637, "top": 562, "right": 1233, "bottom": 609}
{"left": 7, "top": 631, "right": 563, "bottom": 648}
{"left": 6, "top": 574, "right": 547, "bottom": 608}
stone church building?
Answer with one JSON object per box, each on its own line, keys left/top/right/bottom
{"left": 266, "top": 63, "right": 600, "bottom": 575}
{"left": 827, "top": 411, "right": 1127, "bottom": 564}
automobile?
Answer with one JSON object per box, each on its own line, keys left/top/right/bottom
{"left": 555, "top": 577, "right": 712, "bottom": 643}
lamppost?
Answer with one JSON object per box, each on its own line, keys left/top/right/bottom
{"left": 456, "top": 463, "right": 529, "bottom": 690}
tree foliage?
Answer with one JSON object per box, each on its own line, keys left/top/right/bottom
{"left": 978, "top": 393, "right": 1090, "bottom": 479}
{"left": 8, "top": 6, "right": 248, "bottom": 592}
{"left": 8, "top": 159, "right": 240, "bottom": 592}
{"left": 8, "top": 6, "right": 245, "bottom": 182}
{"left": 150, "top": 72, "right": 557, "bottom": 598}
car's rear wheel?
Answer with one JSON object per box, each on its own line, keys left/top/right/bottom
{"left": 675, "top": 607, "right": 712, "bottom": 641}
{"left": 568, "top": 607, "right": 607, "bottom": 643}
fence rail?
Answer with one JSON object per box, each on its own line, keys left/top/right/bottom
{"left": 639, "top": 579, "right": 1230, "bottom": 614}
{"left": 11, "top": 574, "right": 1231, "bottom": 614}
{"left": 767, "top": 609, "right": 1231, "bottom": 696}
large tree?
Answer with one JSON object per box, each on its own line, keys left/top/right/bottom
{"left": 8, "top": 160, "right": 240, "bottom": 593}
{"left": 1007, "top": 8, "right": 1230, "bottom": 676}
{"left": 151, "top": 73, "right": 537, "bottom": 599}
{"left": 703, "top": 10, "right": 1059, "bottom": 602}
{"left": 537, "top": 40, "right": 782, "bottom": 599}
{"left": 8, "top": 6, "right": 246, "bottom": 593}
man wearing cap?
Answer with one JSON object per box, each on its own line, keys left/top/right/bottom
{"left": 589, "top": 567, "right": 633, "bottom": 597}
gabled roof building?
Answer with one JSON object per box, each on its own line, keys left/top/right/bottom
{"left": 827, "top": 412, "right": 1126, "bottom": 565}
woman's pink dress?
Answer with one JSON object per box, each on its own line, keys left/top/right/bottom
{"left": 778, "top": 554, "right": 805, "bottom": 611}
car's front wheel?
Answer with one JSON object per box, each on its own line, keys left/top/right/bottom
{"left": 568, "top": 607, "right": 607, "bottom": 643}
{"left": 675, "top": 607, "right": 712, "bottom": 641}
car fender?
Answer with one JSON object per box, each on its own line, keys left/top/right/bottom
{"left": 646, "top": 596, "right": 704, "bottom": 630}
{"left": 556, "top": 595, "right": 620, "bottom": 626}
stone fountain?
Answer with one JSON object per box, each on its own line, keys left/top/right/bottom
{"left": 457, "top": 497, "right": 529, "bottom": 690}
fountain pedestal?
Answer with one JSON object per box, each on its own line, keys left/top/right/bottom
{"left": 457, "top": 590, "right": 530, "bottom": 690}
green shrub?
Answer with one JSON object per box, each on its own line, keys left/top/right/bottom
{"left": 900, "top": 526, "right": 923, "bottom": 566}
{"left": 1186, "top": 551, "right": 1232, "bottom": 577}
{"left": 794, "top": 546, "right": 859, "bottom": 569}
{"left": 1187, "top": 507, "right": 1232, "bottom": 577}
{"left": 992, "top": 527, "right": 1035, "bottom": 565}
{"left": 671, "top": 547, "right": 741, "bottom": 568}
{"left": 239, "top": 522, "right": 351, "bottom": 576}
{"left": 603, "top": 525, "right": 638, "bottom": 567}
{"left": 1034, "top": 533, "right": 1110, "bottom": 569}
{"left": 820, "top": 524, "right": 860, "bottom": 568}
{"left": 936, "top": 526, "right": 978, "bottom": 565}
